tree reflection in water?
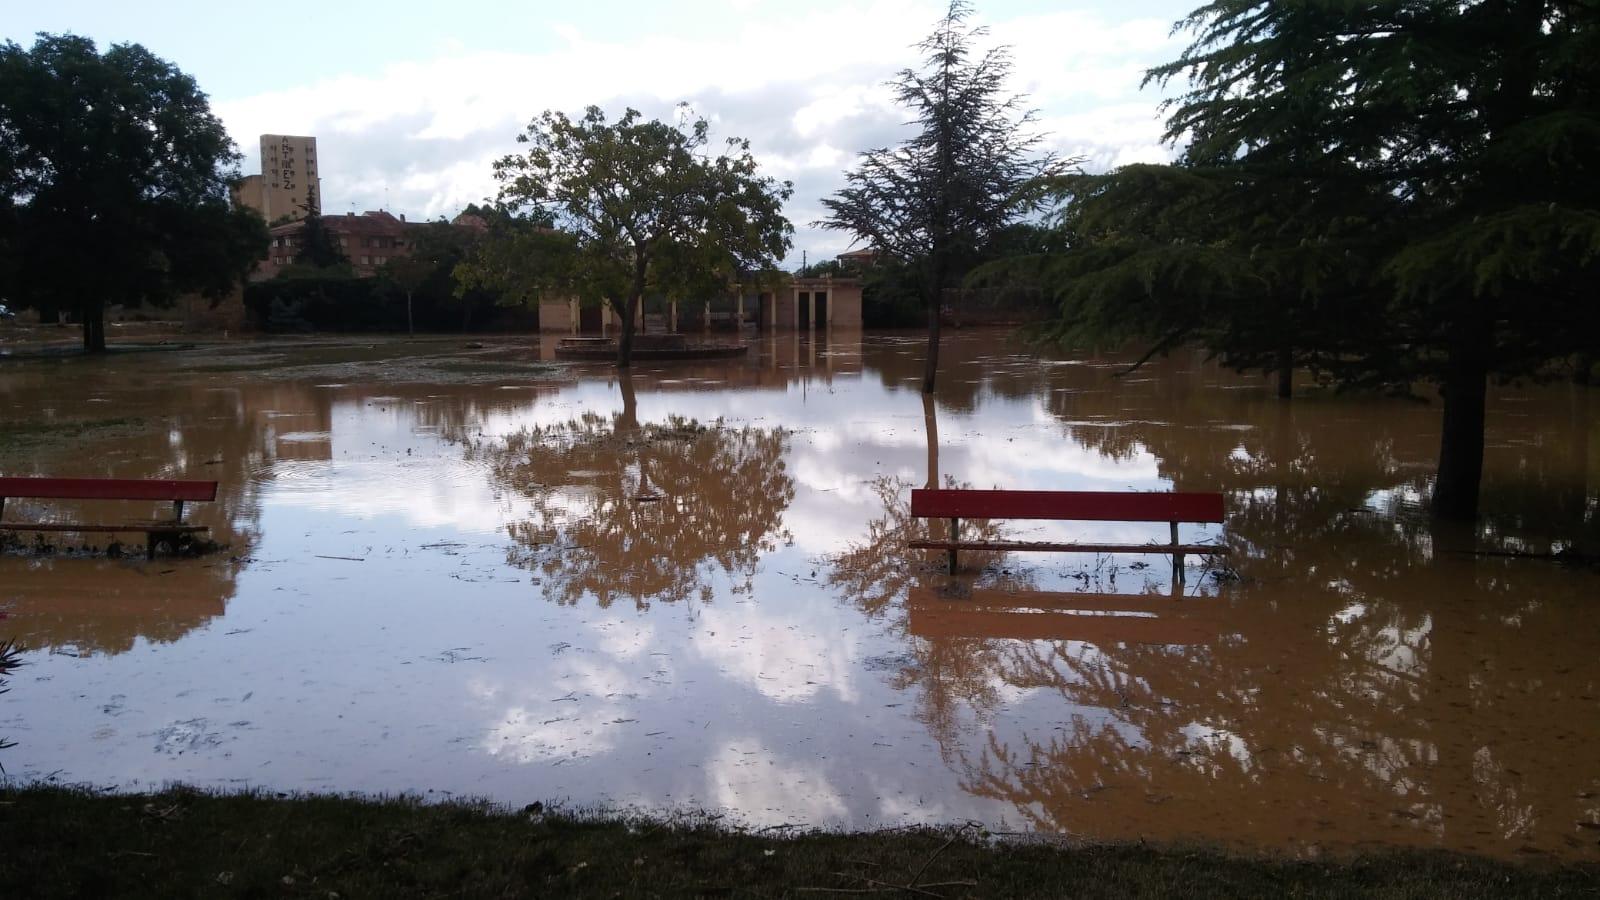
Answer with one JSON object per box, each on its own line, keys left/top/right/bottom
{"left": 465, "top": 374, "right": 794, "bottom": 609}
{"left": 829, "top": 367, "right": 1600, "bottom": 855}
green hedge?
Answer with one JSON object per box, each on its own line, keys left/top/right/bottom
{"left": 243, "top": 276, "right": 400, "bottom": 333}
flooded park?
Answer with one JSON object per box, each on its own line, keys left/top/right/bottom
{"left": 1, "top": 329, "right": 1597, "bottom": 861}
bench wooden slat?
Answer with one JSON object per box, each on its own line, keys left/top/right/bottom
{"left": 0, "top": 523, "right": 210, "bottom": 533}
{"left": 0, "top": 477, "right": 218, "bottom": 503}
{"left": 910, "top": 488, "right": 1224, "bottom": 523}
{"left": 907, "top": 539, "right": 1226, "bottom": 555}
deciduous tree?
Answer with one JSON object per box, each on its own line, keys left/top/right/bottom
{"left": 0, "top": 35, "right": 265, "bottom": 351}
{"left": 485, "top": 106, "right": 792, "bottom": 367}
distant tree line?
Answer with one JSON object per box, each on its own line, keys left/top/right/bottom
{"left": 244, "top": 203, "right": 526, "bottom": 334}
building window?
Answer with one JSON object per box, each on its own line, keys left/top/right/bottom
{"left": 360, "top": 256, "right": 370, "bottom": 266}
{"left": 339, "top": 237, "right": 348, "bottom": 247}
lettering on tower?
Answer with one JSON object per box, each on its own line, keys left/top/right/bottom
{"left": 257, "top": 134, "right": 321, "bottom": 222}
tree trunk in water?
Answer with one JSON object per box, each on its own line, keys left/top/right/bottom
{"left": 615, "top": 295, "right": 639, "bottom": 369}
{"left": 922, "top": 391, "right": 940, "bottom": 490}
{"left": 406, "top": 291, "right": 414, "bottom": 337}
{"left": 1432, "top": 354, "right": 1488, "bottom": 521}
{"left": 921, "top": 294, "right": 942, "bottom": 394}
{"left": 1276, "top": 345, "right": 1293, "bottom": 400}
{"left": 82, "top": 300, "right": 107, "bottom": 353}
{"left": 618, "top": 369, "right": 639, "bottom": 431}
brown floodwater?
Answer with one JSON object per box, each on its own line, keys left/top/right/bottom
{"left": 1, "top": 330, "right": 1597, "bottom": 860}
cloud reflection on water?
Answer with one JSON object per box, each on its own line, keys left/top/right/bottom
{"left": 0, "top": 331, "right": 1595, "bottom": 857}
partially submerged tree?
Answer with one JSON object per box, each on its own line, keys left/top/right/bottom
{"left": 1020, "top": 162, "right": 1389, "bottom": 398}
{"left": 1033, "top": 1, "right": 1600, "bottom": 520}
{"left": 486, "top": 106, "right": 792, "bottom": 367}
{"left": 0, "top": 35, "right": 266, "bottom": 351}
{"left": 820, "top": 1, "right": 1064, "bottom": 392}
{"left": 377, "top": 221, "right": 456, "bottom": 335}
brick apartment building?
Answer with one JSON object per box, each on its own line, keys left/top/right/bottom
{"left": 253, "top": 210, "right": 488, "bottom": 282}
{"left": 257, "top": 210, "right": 411, "bottom": 281}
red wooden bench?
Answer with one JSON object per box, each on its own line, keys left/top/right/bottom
{"left": 0, "top": 477, "right": 218, "bottom": 560}
{"left": 907, "top": 488, "right": 1227, "bottom": 577}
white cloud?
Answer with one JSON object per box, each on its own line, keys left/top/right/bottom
{"left": 213, "top": 1, "right": 1187, "bottom": 256}
{"left": 694, "top": 601, "right": 860, "bottom": 703}
{"left": 478, "top": 655, "right": 646, "bottom": 764}
{"left": 707, "top": 738, "right": 849, "bottom": 822}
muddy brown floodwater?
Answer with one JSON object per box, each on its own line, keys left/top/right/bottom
{"left": 0, "top": 330, "right": 1597, "bottom": 860}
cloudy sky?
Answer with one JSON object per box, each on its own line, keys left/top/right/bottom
{"left": 5, "top": 0, "right": 1197, "bottom": 263}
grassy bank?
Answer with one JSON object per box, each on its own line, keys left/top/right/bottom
{"left": 1, "top": 788, "right": 1596, "bottom": 898}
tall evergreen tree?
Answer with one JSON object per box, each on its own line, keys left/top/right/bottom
{"left": 820, "top": 1, "right": 1064, "bottom": 393}
{"left": 293, "top": 188, "right": 347, "bottom": 269}
{"left": 1038, "top": 1, "right": 1600, "bottom": 521}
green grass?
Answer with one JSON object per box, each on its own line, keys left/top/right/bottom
{"left": 1, "top": 787, "right": 1596, "bottom": 898}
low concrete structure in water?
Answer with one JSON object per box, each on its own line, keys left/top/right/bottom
{"left": 537, "top": 276, "right": 863, "bottom": 334}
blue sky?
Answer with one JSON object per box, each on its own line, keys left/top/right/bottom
{"left": 4, "top": 0, "right": 1197, "bottom": 261}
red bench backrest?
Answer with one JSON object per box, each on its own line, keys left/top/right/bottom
{"left": 0, "top": 477, "right": 219, "bottom": 503}
{"left": 910, "top": 488, "right": 1224, "bottom": 523}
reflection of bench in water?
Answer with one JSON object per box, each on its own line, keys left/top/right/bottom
{"left": 907, "top": 488, "right": 1228, "bottom": 579}
{"left": 3, "top": 562, "right": 230, "bottom": 654}
{"left": 0, "top": 477, "right": 217, "bottom": 560}
{"left": 906, "top": 586, "right": 1223, "bottom": 646}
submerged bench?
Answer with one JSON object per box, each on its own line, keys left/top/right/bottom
{"left": 0, "top": 477, "right": 218, "bottom": 560}
{"left": 907, "top": 488, "right": 1227, "bottom": 577}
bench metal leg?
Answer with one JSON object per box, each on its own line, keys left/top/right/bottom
{"left": 947, "top": 517, "right": 959, "bottom": 574}
{"left": 1170, "top": 521, "right": 1184, "bottom": 586}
